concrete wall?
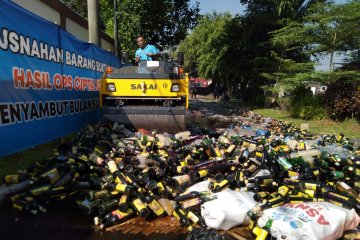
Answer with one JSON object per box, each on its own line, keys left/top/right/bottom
{"left": 66, "top": 18, "right": 89, "bottom": 42}
{"left": 12, "top": 0, "right": 61, "bottom": 25}
{"left": 11, "top": 0, "right": 115, "bottom": 53}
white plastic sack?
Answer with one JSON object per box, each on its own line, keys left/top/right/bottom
{"left": 201, "top": 189, "right": 257, "bottom": 230}
{"left": 257, "top": 202, "right": 360, "bottom": 240}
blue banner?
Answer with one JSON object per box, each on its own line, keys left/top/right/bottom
{"left": 0, "top": 0, "right": 121, "bottom": 157}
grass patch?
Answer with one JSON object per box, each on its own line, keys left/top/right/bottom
{"left": 253, "top": 108, "right": 360, "bottom": 140}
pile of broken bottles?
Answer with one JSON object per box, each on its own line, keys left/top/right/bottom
{"left": 1, "top": 114, "right": 360, "bottom": 239}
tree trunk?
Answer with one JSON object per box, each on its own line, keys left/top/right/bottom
{"left": 329, "top": 30, "right": 337, "bottom": 72}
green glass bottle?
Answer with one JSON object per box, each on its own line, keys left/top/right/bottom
{"left": 13, "top": 198, "right": 38, "bottom": 215}
{"left": 185, "top": 209, "right": 207, "bottom": 228}
{"left": 172, "top": 208, "right": 193, "bottom": 231}
{"left": 142, "top": 191, "right": 166, "bottom": 217}
{"left": 3, "top": 173, "right": 29, "bottom": 184}
{"left": 99, "top": 208, "right": 134, "bottom": 229}
{"left": 252, "top": 218, "right": 273, "bottom": 240}
{"left": 98, "top": 198, "right": 119, "bottom": 215}
{"left": 131, "top": 196, "right": 150, "bottom": 218}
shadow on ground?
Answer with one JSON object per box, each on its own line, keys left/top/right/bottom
{"left": 0, "top": 203, "right": 187, "bottom": 240}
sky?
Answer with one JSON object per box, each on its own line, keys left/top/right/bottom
{"left": 189, "top": 0, "right": 245, "bottom": 16}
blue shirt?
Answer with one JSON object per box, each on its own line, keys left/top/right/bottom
{"left": 135, "top": 44, "right": 159, "bottom": 61}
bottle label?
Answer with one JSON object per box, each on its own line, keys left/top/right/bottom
{"left": 114, "top": 176, "right": 122, "bottom": 184}
{"left": 304, "top": 188, "right": 315, "bottom": 196}
{"left": 257, "top": 192, "right": 269, "bottom": 199}
{"left": 277, "top": 186, "right": 289, "bottom": 196}
{"left": 78, "top": 155, "right": 88, "bottom": 161}
{"left": 148, "top": 199, "right": 165, "bottom": 216}
{"left": 4, "top": 175, "right": 20, "bottom": 183}
{"left": 214, "top": 179, "right": 229, "bottom": 189}
{"left": 312, "top": 169, "right": 320, "bottom": 177}
{"left": 262, "top": 178, "right": 274, "bottom": 185}
{"left": 327, "top": 192, "right": 349, "bottom": 201}
{"left": 13, "top": 203, "right": 23, "bottom": 212}
{"left": 304, "top": 182, "right": 318, "bottom": 191}
{"left": 71, "top": 146, "right": 78, "bottom": 154}
{"left": 173, "top": 175, "right": 190, "bottom": 185}
{"left": 187, "top": 211, "right": 199, "bottom": 223}
{"left": 107, "top": 160, "right": 118, "bottom": 173}
{"left": 177, "top": 166, "right": 184, "bottom": 173}
{"left": 255, "top": 151, "right": 263, "bottom": 158}
{"left": 214, "top": 147, "right": 222, "bottom": 157}
{"left": 93, "top": 147, "right": 104, "bottom": 156}
{"left": 133, "top": 198, "right": 147, "bottom": 211}
{"left": 293, "top": 192, "right": 309, "bottom": 198}
{"left": 119, "top": 194, "right": 128, "bottom": 203}
{"left": 172, "top": 209, "right": 181, "bottom": 220}
{"left": 41, "top": 168, "right": 61, "bottom": 184}
{"left": 31, "top": 185, "right": 51, "bottom": 196}
{"left": 226, "top": 145, "right": 236, "bottom": 155}
{"left": 89, "top": 154, "right": 104, "bottom": 165}
{"left": 288, "top": 170, "right": 299, "bottom": 178}
{"left": 112, "top": 208, "right": 133, "bottom": 219}
{"left": 115, "top": 183, "right": 127, "bottom": 193}
{"left": 248, "top": 219, "right": 255, "bottom": 229}
{"left": 298, "top": 142, "right": 306, "bottom": 150}
{"left": 247, "top": 164, "right": 258, "bottom": 173}
{"left": 288, "top": 197, "right": 305, "bottom": 203}
{"left": 156, "top": 182, "right": 165, "bottom": 192}
{"left": 262, "top": 196, "right": 284, "bottom": 209}
{"left": 181, "top": 198, "right": 201, "bottom": 209}
{"left": 198, "top": 169, "right": 208, "bottom": 178}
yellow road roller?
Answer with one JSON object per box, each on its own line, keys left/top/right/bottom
{"left": 100, "top": 53, "right": 188, "bottom": 132}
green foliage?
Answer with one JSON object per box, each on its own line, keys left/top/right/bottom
{"left": 325, "top": 76, "right": 360, "bottom": 121}
{"left": 290, "top": 84, "right": 312, "bottom": 102}
{"left": 107, "top": 0, "right": 200, "bottom": 55}
{"left": 238, "top": 1, "right": 325, "bottom": 99}
{"left": 62, "top": 0, "right": 200, "bottom": 56}
{"left": 61, "top": 0, "right": 87, "bottom": 18}
{"left": 290, "top": 84, "right": 326, "bottom": 120}
{"left": 276, "top": 97, "right": 291, "bottom": 111}
{"left": 291, "top": 96, "right": 327, "bottom": 120}
{"left": 270, "top": 1, "right": 360, "bottom": 73}
{"left": 178, "top": 13, "right": 246, "bottom": 86}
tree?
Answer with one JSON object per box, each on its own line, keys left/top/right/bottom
{"left": 276, "top": 0, "right": 327, "bottom": 20}
{"left": 178, "top": 14, "right": 243, "bottom": 88}
{"left": 61, "top": 0, "right": 201, "bottom": 56}
{"left": 270, "top": 1, "right": 360, "bottom": 78}
{"left": 61, "top": 0, "right": 87, "bottom": 18}
{"left": 238, "top": 0, "right": 285, "bottom": 101}
{"left": 101, "top": 0, "right": 200, "bottom": 55}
